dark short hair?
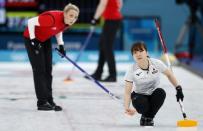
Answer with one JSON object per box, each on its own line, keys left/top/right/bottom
{"left": 131, "top": 41, "right": 148, "bottom": 55}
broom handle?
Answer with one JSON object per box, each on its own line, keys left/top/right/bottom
{"left": 67, "top": 27, "right": 95, "bottom": 78}
{"left": 154, "top": 19, "right": 172, "bottom": 70}
{"left": 55, "top": 48, "right": 122, "bottom": 102}
{"left": 155, "top": 19, "right": 187, "bottom": 120}
{"left": 178, "top": 100, "right": 187, "bottom": 119}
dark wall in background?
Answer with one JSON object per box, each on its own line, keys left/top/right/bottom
{"left": 0, "top": 0, "right": 203, "bottom": 55}
{"left": 122, "top": 0, "right": 203, "bottom": 54}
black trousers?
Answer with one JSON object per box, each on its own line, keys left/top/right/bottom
{"left": 94, "top": 19, "right": 121, "bottom": 77}
{"left": 24, "top": 38, "right": 53, "bottom": 103}
{"left": 131, "top": 88, "right": 166, "bottom": 118}
{"left": 188, "top": 24, "right": 196, "bottom": 60}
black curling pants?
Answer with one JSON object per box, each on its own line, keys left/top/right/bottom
{"left": 24, "top": 38, "right": 53, "bottom": 104}
{"left": 94, "top": 20, "right": 121, "bottom": 77}
{"left": 131, "top": 88, "right": 166, "bottom": 118}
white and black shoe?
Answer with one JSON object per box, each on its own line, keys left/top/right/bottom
{"left": 145, "top": 117, "right": 154, "bottom": 126}
{"left": 140, "top": 116, "right": 146, "bottom": 126}
{"left": 140, "top": 116, "right": 154, "bottom": 126}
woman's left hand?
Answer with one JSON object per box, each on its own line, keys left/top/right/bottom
{"left": 125, "top": 108, "right": 137, "bottom": 116}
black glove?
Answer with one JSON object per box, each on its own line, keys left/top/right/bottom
{"left": 176, "top": 85, "right": 184, "bottom": 102}
{"left": 31, "top": 38, "right": 41, "bottom": 54}
{"left": 58, "top": 45, "right": 66, "bottom": 57}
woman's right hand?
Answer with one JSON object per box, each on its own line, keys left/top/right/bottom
{"left": 125, "top": 108, "right": 137, "bottom": 116}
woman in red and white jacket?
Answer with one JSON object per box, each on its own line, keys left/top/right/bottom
{"left": 23, "top": 3, "right": 79, "bottom": 111}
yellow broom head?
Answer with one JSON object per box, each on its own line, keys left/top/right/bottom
{"left": 63, "top": 77, "right": 74, "bottom": 83}
{"left": 177, "top": 119, "right": 198, "bottom": 127}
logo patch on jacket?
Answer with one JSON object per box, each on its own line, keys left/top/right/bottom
{"left": 136, "top": 72, "right": 142, "bottom": 76}
{"left": 152, "top": 68, "right": 158, "bottom": 74}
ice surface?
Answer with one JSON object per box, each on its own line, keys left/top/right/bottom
{"left": 0, "top": 62, "right": 202, "bottom": 131}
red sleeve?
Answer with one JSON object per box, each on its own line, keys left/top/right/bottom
{"left": 38, "top": 14, "right": 55, "bottom": 27}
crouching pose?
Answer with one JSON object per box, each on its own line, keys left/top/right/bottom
{"left": 124, "top": 41, "right": 184, "bottom": 126}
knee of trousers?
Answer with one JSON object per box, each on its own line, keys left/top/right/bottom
{"left": 32, "top": 68, "right": 46, "bottom": 76}
{"left": 153, "top": 88, "right": 166, "bottom": 99}
{"left": 132, "top": 97, "right": 149, "bottom": 114}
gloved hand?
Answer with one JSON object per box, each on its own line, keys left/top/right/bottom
{"left": 91, "top": 18, "right": 98, "bottom": 26}
{"left": 176, "top": 85, "right": 184, "bottom": 102}
{"left": 31, "top": 38, "right": 41, "bottom": 54}
{"left": 58, "top": 45, "right": 66, "bottom": 57}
